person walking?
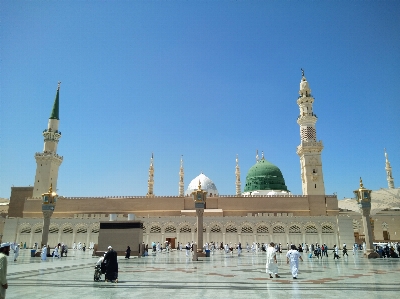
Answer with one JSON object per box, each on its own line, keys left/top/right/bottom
{"left": 342, "top": 244, "right": 348, "bottom": 257}
{"left": 333, "top": 244, "right": 340, "bottom": 260}
{"left": 41, "top": 245, "right": 47, "bottom": 261}
{"left": 125, "top": 246, "right": 131, "bottom": 259}
{"left": 266, "top": 242, "right": 280, "bottom": 278}
{"left": 0, "top": 242, "right": 10, "bottom": 299}
{"left": 286, "top": 245, "right": 303, "bottom": 279}
{"left": 104, "top": 246, "right": 118, "bottom": 283}
{"left": 13, "top": 244, "right": 19, "bottom": 262}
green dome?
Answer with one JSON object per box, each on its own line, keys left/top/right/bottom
{"left": 244, "top": 158, "right": 288, "bottom": 192}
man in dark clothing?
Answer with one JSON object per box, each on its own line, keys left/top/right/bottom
{"left": 104, "top": 246, "right": 118, "bottom": 283}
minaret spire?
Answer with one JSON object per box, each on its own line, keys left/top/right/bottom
{"left": 33, "top": 83, "right": 63, "bottom": 198}
{"left": 384, "top": 148, "right": 395, "bottom": 189}
{"left": 147, "top": 153, "right": 154, "bottom": 197}
{"left": 296, "top": 71, "right": 325, "bottom": 195}
{"left": 179, "top": 155, "right": 185, "bottom": 197}
{"left": 235, "top": 154, "right": 241, "bottom": 196}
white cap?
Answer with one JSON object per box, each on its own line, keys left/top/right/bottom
{"left": 107, "top": 246, "right": 112, "bottom": 249}
{"left": 0, "top": 242, "right": 10, "bottom": 248}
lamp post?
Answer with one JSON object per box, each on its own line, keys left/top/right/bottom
{"left": 191, "top": 180, "right": 207, "bottom": 260}
{"left": 353, "top": 178, "right": 379, "bottom": 258}
{"left": 41, "top": 184, "right": 58, "bottom": 247}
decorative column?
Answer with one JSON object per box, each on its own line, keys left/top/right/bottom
{"left": 192, "top": 180, "right": 207, "bottom": 260}
{"left": 384, "top": 149, "right": 395, "bottom": 189}
{"left": 235, "top": 155, "right": 241, "bottom": 196}
{"left": 353, "top": 178, "right": 379, "bottom": 258}
{"left": 179, "top": 155, "right": 185, "bottom": 196}
{"left": 147, "top": 153, "right": 155, "bottom": 197}
{"left": 41, "top": 184, "right": 58, "bottom": 247}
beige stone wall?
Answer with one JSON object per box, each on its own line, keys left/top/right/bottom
{"left": 4, "top": 214, "right": 354, "bottom": 250}
{"left": 21, "top": 194, "right": 339, "bottom": 218}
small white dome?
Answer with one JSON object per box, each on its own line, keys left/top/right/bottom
{"left": 186, "top": 173, "right": 219, "bottom": 197}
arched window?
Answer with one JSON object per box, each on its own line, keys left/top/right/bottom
{"left": 63, "top": 226, "right": 73, "bottom": 233}
{"left": 150, "top": 226, "right": 161, "bottom": 233}
{"left": 273, "top": 225, "right": 285, "bottom": 234}
{"left": 210, "top": 225, "right": 221, "bottom": 233}
{"left": 321, "top": 225, "right": 334, "bottom": 234}
{"left": 257, "top": 225, "right": 269, "bottom": 233}
{"left": 165, "top": 226, "right": 176, "bottom": 233}
{"left": 241, "top": 226, "right": 253, "bottom": 233}
{"left": 49, "top": 226, "right": 59, "bottom": 234}
{"left": 76, "top": 227, "right": 87, "bottom": 234}
{"left": 305, "top": 225, "right": 318, "bottom": 234}
{"left": 289, "top": 225, "right": 301, "bottom": 234}
{"left": 226, "top": 225, "right": 237, "bottom": 233}
{"left": 180, "top": 225, "right": 191, "bottom": 233}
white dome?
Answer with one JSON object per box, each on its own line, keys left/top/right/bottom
{"left": 186, "top": 173, "right": 219, "bottom": 197}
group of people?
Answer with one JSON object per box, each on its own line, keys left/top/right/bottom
{"left": 265, "top": 243, "right": 303, "bottom": 279}
{"left": 40, "top": 243, "right": 69, "bottom": 260}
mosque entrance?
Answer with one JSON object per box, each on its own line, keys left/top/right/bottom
{"left": 166, "top": 237, "right": 176, "bottom": 249}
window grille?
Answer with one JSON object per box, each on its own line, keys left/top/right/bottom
{"left": 91, "top": 228, "right": 99, "bottom": 233}
{"left": 165, "top": 226, "right": 176, "bottom": 233}
{"left": 241, "top": 226, "right": 253, "bottom": 233}
{"left": 63, "top": 227, "right": 73, "bottom": 233}
{"left": 257, "top": 225, "right": 269, "bottom": 233}
{"left": 305, "top": 225, "right": 317, "bottom": 234}
{"left": 289, "top": 225, "right": 301, "bottom": 234}
{"left": 321, "top": 225, "right": 334, "bottom": 234}
{"left": 226, "top": 225, "right": 237, "bottom": 233}
{"left": 210, "top": 225, "right": 221, "bottom": 233}
{"left": 20, "top": 227, "right": 31, "bottom": 234}
{"left": 273, "top": 225, "right": 285, "bottom": 233}
{"left": 49, "top": 226, "right": 59, "bottom": 233}
{"left": 150, "top": 226, "right": 161, "bottom": 233}
{"left": 34, "top": 227, "right": 42, "bottom": 233}
{"left": 180, "top": 226, "right": 191, "bottom": 233}
{"left": 76, "top": 227, "right": 87, "bottom": 234}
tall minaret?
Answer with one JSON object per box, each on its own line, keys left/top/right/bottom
{"left": 147, "top": 153, "right": 154, "bottom": 197}
{"left": 33, "top": 82, "right": 63, "bottom": 198}
{"left": 296, "top": 70, "right": 325, "bottom": 195}
{"left": 384, "top": 148, "right": 395, "bottom": 189}
{"left": 179, "top": 155, "right": 184, "bottom": 197}
{"left": 235, "top": 154, "right": 241, "bottom": 196}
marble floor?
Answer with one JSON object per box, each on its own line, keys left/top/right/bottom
{"left": 5, "top": 249, "right": 400, "bottom": 299}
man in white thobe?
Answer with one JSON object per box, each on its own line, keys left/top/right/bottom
{"left": 41, "top": 245, "right": 47, "bottom": 261}
{"left": 286, "top": 245, "right": 303, "bottom": 279}
{"left": 266, "top": 242, "right": 280, "bottom": 278}
{"left": 13, "top": 244, "right": 19, "bottom": 262}
{"left": 0, "top": 243, "right": 10, "bottom": 299}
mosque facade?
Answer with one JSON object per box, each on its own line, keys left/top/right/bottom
{"left": 3, "top": 74, "right": 399, "bottom": 249}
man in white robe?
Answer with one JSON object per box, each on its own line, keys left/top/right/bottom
{"left": 0, "top": 242, "right": 10, "bottom": 299}
{"left": 41, "top": 245, "right": 47, "bottom": 261}
{"left": 13, "top": 244, "right": 19, "bottom": 262}
{"left": 286, "top": 245, "right": 303, "bottom": 279}
{"left": 266, "top": 242, "right": 280, "bottom": 278}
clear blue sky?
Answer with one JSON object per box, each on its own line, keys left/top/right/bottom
{"left": 1, "top": 1, "right": 399, "bottom": 200}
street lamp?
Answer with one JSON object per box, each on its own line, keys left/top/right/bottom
{"left": 353, "top": 178, "right": 379, "bottom": 258}
{"left": 191, "top": 180, "right": 207, "bottom": 260}
{"left": 41, "top": 184, "right": 58, "bottom": 247}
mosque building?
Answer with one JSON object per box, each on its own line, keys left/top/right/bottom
{"left": 2, "top": 73, "right": 399, "bottom": 249}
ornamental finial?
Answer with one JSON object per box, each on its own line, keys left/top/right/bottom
{"left": 48, "top": 183, "right": 53, "bottom": 193}
{"left": 256, "top": 150, "right": 259, "bottom": 162}
{"left": 198, "top": 180, "right": 202, "bottom": 190}
{"left": 261, "top": 151, "right": 264, "bottom": 159}
{"left": 359, "top": 177, "right": 364, "bottom": 188}
{"left": 301, "top": 68, "right": 304, "bottom": 77}
{"left": 57, "top": 81, "right": 61, "bottom": 90}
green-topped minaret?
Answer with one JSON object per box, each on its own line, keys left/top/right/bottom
{"left": 33, "top": 82, "right": 63, "bottom": 198}
{"left": 49, "top": 83, "right": 60, "bottom": 119}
